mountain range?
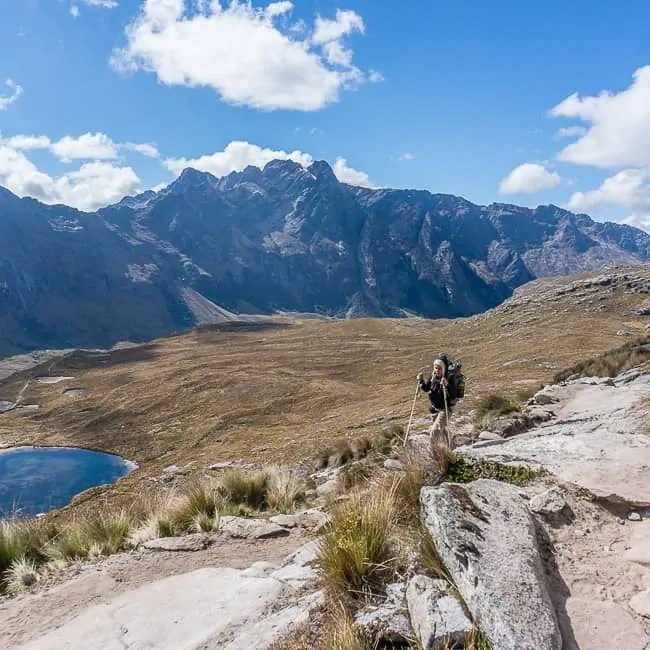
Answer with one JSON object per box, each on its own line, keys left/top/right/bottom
{"left": 1, "top": 159, "right": 650, "bottom": 358}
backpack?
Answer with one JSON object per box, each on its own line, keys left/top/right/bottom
{"left": 436, "top": 352, "right": 466, "bottom": 404}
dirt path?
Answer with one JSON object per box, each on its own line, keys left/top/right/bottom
{"left": 0, "top": 529, "right": 309, "bottom": 649}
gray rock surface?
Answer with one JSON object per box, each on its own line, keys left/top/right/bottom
{"left": 269, "top": 509, "right": 329, "bottom": 530}
{"left": 529, "top": 487, "right": 570, "bottom": 517}
{"left": 12, "top": 542, "right": 322, "bottom": 650}
{"left": 406, "top": 574, "right": 473, "bottom": 649}
{"left": 219, "top": 516, "right": 289, "bottom": 539}
{"left": 142, "top": 533, "right": 211, "bottom": 552}
{"left": 629, "top": 589, "right": 650, "bottom": 619}
{"left": 354, "top": 605, "right": 412, "bottom": 645}
{"left": 461, "top": 374, "right": 650, "bottom": 506}
{"left": 420, "top": 479, "right": 561, "bottom": 650}
{"left": 315, "top": 478, "right": 339, "bottom": 496}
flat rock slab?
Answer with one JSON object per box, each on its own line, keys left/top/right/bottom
{"left": 13, "top": 543, "right": 322, "bottom": 650}
{"left": 461, "top": 375, "right": 650, "bottom": 506}
{"left": 565, "top": 598, "right": 649, "bottom": 649}
{"left": 269, "top": 509, "right": 329, "bottom": 530}
{"left": 220, "top": 516, "right": 289, "bottom": 539}
{"left": 421, "top": 479, "right": 561, "bottom": 650}
{"left": 142, "top": 533, "right": 211, "bottom": 552}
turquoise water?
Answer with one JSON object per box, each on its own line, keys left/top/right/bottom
{"left": 0, "top": 446, "right": 135, "bottom": 518}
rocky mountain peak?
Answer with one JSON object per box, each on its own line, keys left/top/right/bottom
{"left": 169, "top": 168, "right": 217, "bottom": 194}
{"left": 2, "top": 162, "right": 650, "bottom": 356}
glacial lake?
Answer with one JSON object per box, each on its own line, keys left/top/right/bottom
{"left": 0, "top": 446, "right": 136, "bottom": 518}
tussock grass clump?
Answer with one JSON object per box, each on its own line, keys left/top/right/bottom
{"left": 218, "top": 468, "right": 271, "bottom": 510}
{"left": 418, "top": 526, "right": 451, "bottom": 583}
{"left": 47, "top": 510, "right": 134, "bottom": 562}
{"left": 5, "top": 556, "right": 40, "bottom": 593}
{"left": 554, "top": 336, "right": 650, "bottom": 382}
{"left": 0, "top": 519, "right": 50, "bottom": 577}
{"left": 266, "top": 468, "right": 306, "bottom": 513}
{"left": 472, "top": 393, "right": 522, "bottom": 432}
{"left": 170, "top": 482, "right": 221, "bottom": 532}
{"left": 393, "top": 448, "right": 431, "bottom": 526}
{"left": 475, "top": 393, "right": 521, "bottom": 420}
{"left": 317, "top": 483, "right": 397, "bottom": 599}
{"left": 216, "top": 467, "right": 306, "bottom": 513}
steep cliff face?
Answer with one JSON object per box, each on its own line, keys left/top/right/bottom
{"left": 1, "top": 159, "right": 649, "bottom": 356}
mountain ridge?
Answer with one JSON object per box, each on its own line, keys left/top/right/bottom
{"left": 1, "top": 158, "right": 650, "bottom": 357}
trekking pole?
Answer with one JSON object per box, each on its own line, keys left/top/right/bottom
{"left": 443, "top": 383, "right": 451, "bottom": 449}
{"left": 403, "top": 382, "right": 421, "bottom": 446}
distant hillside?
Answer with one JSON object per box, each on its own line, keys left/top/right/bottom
{"left": 1, "top": 160, "right": 650, "bottom": 357}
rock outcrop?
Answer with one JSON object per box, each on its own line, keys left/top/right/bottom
{"left": 11, "top": 541, "right": 322, "bottom": 650}
{"left": 420, "top": 479, "right": 562, "bottom": 650}
{"left": 461, "top": 372, "right": 650, "bottom": 506}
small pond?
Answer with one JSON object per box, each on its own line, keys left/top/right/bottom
{"left": 0, "top": 446, "right": 136, "bottom": 519}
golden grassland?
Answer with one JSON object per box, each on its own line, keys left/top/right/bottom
{"left": 1, "top": 265, "right": 649, "bottom": 518}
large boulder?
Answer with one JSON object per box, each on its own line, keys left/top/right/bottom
{"left": 420, "top": 479, "right": 561, "bottom": 650}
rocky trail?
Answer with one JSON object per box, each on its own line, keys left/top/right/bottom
{"left": 1, "top": 368, "right": 650, "bottom": 649}
{"left": 1, "top": 521, "right": 318, "bottom": 649}
{"left": 452, "top": 370, "right": 650, "bottom": 649}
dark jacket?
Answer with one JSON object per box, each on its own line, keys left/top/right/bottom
{"left": 419, "top": 374, "right": 457, "bottom": 412}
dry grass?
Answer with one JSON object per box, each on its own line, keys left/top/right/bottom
{"left": 554, "top": 335, "right": 650, "bottom": 382}
{"left": 314, "top": 425, "right": 404, "bottom": 471}
{"left": 266, "top": 468, "right": 307, "bottom": 513}
{"left": 323, "top": 601, "right": 372, "bottom": 650}
{"left": 472, "top": 392, "right": 522, "bottom": 432}
{"left": 317, "top": 481, "right": 398, "bottom": 600}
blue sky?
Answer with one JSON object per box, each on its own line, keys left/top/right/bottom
{"left": 1, "top": 1, "right": 650, "bottom": 229}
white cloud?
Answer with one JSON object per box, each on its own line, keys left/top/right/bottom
{"left": 123, "top": 142, "right": 160, "bottom": 158}
{"left": 110, "top": 1, "right": 379, "bottom": 111}
{"left": 164, "top": 139, "right": 376, "bottom": 188}
{"left": 399, "top": 152, "right": 415, "bottom": 161}
{"left": 51, "top": 133, "right": 119, "bottom": 162}
{"left": 164, "top": 141, "right": 313, "bottom": 177}
{"left": 333, "top": 157, "right": 375, "bottom": 187}
{"left": 1, "top": 132, "right": 160, "bottom": 162}
{"left": 2, "top": 135, "right": 51, "bottom": 150}
{"left": 553, "top": 126, "right": 587, "bottom": 139}
{"left": 498, "top": 163, "right": 561, "bottom": 195}
{"left": 81, "top": 0, "right": 118, "bottom": 7}
{"left": 549, "top": 66, "right": 650, "bottom": 168}
{"left": 565, "top": 168, "right": 650, "bottom": 215}
{"left": 0, "top": 145, "right": 140, "bottom": 211}
{"left": 312, "top": 9, "right": 364, "bottom": 67}
{"left": 55, "top": 162, "right": 139, "bottom": 210}
{"left": 0, "top": 79, "right": 23, "bottom": 111}
{"left": 70, "top": 5, "right": 80, "bottom": 18}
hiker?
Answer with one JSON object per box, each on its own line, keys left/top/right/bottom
{"left": 417, "top": 357, "right": 458, "bottom": 446}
